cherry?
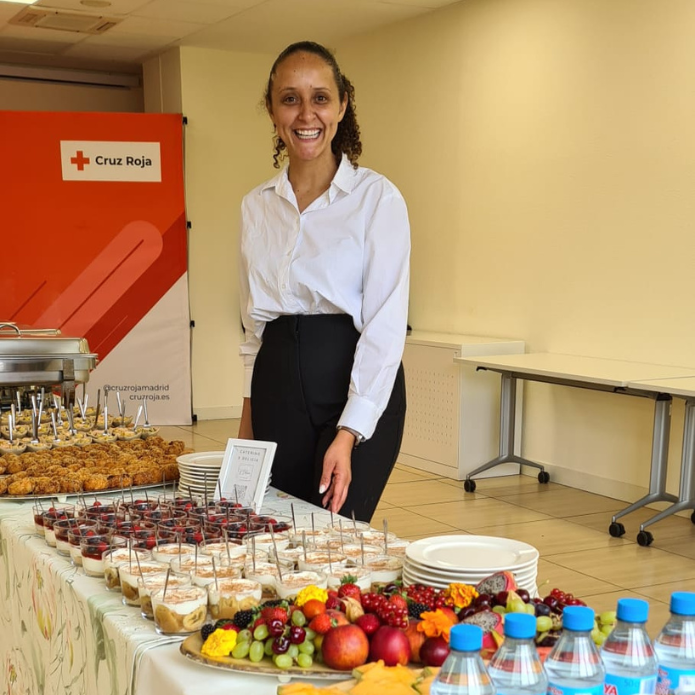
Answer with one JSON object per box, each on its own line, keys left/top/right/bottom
{"left": 535, "top": 603, "right": 552, "bottom": 617}
{"left": 458, "top": 606, "right": 476, "bottom": 620}
{"left": 268, "top": 619, "right": 285, "bottom": 637}
{"left": 495, "top": 591, "right": 509, "bottom": 607}
{"left": 289, "top": 626, "right": 305, "bottom": 644}
{"left": 517, "top": 589, "right": 531, "bottom": 604}
{"left": 272, "top": 636, "right": 290, "bottom": 655}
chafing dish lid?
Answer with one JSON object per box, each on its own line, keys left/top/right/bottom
{"left": 0, "top": 323, "right": 96, "bottom": 358}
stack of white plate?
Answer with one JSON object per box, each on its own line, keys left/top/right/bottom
{"left": 176, "top": 451, "right": 272, "bottom": 498}
{"left": 403, "top": 535, "right": 539, "bottom": 596}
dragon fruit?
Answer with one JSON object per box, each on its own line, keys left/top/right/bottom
{"left": 462, "top": 610, "right": 504, "bottom": 658}
{"left": 475, "top": 571, "right": 517, "bottom": 596}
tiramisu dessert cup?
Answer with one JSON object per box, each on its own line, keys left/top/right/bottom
{"left": 365, "top": 555, "right": 403, "bottom": 592}
{"left": 120, "top": 560, "right": 168, "bottom": 605}
{"left": 243, "top": 560, "right": 294, "bottom": 599}
{"left": 103, "top": 547, "right": 152, "bottom": 591}
{"left": 152, "top": 542, "right": 197, "bottom": 564}
{"left": 288, "top": 526, "right": 331, "bottom": 547}
{"left": 271, "top": 545, "right": 308, "bottom": 568}
{"left": 207, "top": 578, "right": 262, "bottom": 620}
{"left": 275, "top": 570, "right": 328, "bottom": 600}
{"left": 382, "top": 538, "right": 410, "bottom": 557}
{"left": 169, "top": 554, "right": 213, "bottom": 577}
{"left": 326, "top": 565, "right": 373, "bottom": 592}
{"left": 200, "top": 542, "right": 267, "bottom": 564}
{"left": 151, "top": 585, "right": 208, "bottom": 635}
{"left": 246, "top": 532, "right": 291, "bottom": 552}
{"left": 191, "top": 559, "right": 242, "bottom": 588}
{"left": 329, "top": 519, "right": 371, "bottom": 537}
{"left": 341, "top": 543, "right": 383, "bottom": 564}
{"left": 138, "top": 572, "right": 191, "bottom": 620}
{"left": 297, "top": 551, "right": 348, "bottom": 572}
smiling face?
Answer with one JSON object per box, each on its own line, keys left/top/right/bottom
{"left": 267, "top": 51, "right": 347, "bottom": 168}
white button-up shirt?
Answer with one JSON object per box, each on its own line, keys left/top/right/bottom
{"left": 239, "top": 155, "right": 411, "bottom": 440}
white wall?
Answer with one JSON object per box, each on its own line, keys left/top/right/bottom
{"left": 144, "top": 46, "right": 274, "bottom": 420}
{"left": 334, "top": 0, "right": 695, "bottom": 500}
{"left": 0, "top": 77, "right": 143, "bottom": 111}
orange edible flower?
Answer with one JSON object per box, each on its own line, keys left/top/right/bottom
{"left": 417, "top": 609, "right": 457, "bottom": 643}
{"left": 443, "top": 583, "right": 479, "bottom": 610}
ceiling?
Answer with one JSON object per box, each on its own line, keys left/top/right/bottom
{"left": 0, "top": 0, "right": 459, "bottom": 76}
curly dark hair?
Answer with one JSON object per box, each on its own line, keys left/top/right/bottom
{"left": 264, "top": 41, "right": 362, "bottom": 169}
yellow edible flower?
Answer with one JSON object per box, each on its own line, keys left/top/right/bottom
{"left": 294, "top": 585, "right": 328, "bottom": 607}
{"left": 443, "top": 583, "right": 479, "bottom": 609}
{"left": 201, "top": 628, "right": 238, "bottom": 657}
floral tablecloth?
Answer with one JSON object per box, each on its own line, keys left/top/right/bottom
{"left": 0, "top": 488, "right": 334, "bottom": 695}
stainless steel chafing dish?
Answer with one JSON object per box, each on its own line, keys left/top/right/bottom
{"left": 0, "top": 323, "right": 97, "bottom": 400}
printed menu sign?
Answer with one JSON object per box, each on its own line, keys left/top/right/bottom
{"left": 216, "top": 439, "right": 276, "bottom": 511}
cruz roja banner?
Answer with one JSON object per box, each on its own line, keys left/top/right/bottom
{"left": 0, "top": 111, "right": 192, "bottom": 425}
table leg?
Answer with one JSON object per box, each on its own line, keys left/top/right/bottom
{"left": 634, "top": 399, "right": 695, "bottom": 545}
{"left": 464, "top": 373, "right": 548, "bottom": 491}
{"left": 610, "top": 394, "right": 678, "bottom": 535}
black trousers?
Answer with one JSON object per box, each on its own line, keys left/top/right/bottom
{"left": 251, "top": 314, "right": 406, "bottom": 522}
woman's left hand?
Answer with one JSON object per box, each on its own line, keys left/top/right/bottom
{"left": 319, "top": 430, "right": 355, "bottom": 513}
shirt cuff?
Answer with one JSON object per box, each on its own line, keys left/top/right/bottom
{"left": 243, "top": 366, "right": 254, "bottom": 399}
{"left": 338, "top": 395, "right": 380, "bottom": 442}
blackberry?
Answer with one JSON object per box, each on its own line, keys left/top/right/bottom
{"left": 261, "top": 599, "right": 288, "bottom": 608}
{"left": 232, "top": 609, "right": 256, "bottom": 629}
{"left": 200, "top": 623, "right": 216, "bottom": 641}
{"left": 408, "top": 602, "right": 429, "bottom": 620}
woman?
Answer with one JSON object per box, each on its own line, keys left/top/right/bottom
{"left": 238, "top": 41, "right": 410, "bottom": 522}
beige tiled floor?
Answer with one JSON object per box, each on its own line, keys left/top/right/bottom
{"left": 161, "top": 418, "right": 695, "bottom": 637}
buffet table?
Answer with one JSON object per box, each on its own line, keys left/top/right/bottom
{"left": 0, "top": 489, "right": 335, "bottom": 695}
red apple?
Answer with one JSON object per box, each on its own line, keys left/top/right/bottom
{"left": 420, "top": 636, "right": 450, "bottom": 667}
{"left": 325, "top": 609, "right": 350, "bottom": 627}
{"left": 403, "top": 618, "right": 427, "bottom": 663}
{"left": 368, "top": 625, "right": 411, "bottom": 666}
{"left": 321, "top": 625, "right": 370, "bottom": 671}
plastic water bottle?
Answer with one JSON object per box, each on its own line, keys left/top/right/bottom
{"left": 430, "top": 623, "right": 496, "bottom": 695}
{"left": 544, "top": 605, "right": 605, "bottom": 695}
{"left": 488, "top": 612, "right": 548, "bottom": 695}
{"left": 601, "top": 597, "right": 657, "bottom": 694}
{"left": 654, "top": 591, "right": 695, "bottom": 694}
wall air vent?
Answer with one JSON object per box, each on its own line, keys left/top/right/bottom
{"left": 9, "top": 6, "right": 122, "bottom": 34}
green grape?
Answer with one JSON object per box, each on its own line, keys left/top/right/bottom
{"left": 253, "top": 624, "right": 269, "bottom": 641}
{"left": 274, "top": 654, "right": 293, "bottom": 670}
{"left": 264, "top": 639, "right": 275, "bottom": 656}
{"left": 536, "top": 616, "right": 553, "bottom": 633}
{"left": 591, "top": 627, "right": 601, "bottom": 642}
{"left": 510, "top": 600, "right": 527, "bottom": 614}
{"left": 291, "top": 610, "right": 307, "bottom": 627}
{"left": 304, "top": 627, "right": 316, "bottom": 641}
{"left": 599, "top": 611, "right": 617, "bottom": 625}
{"left": 288, "top": 644, "right": 299, "bottom": 660}
{"left": 492, "top": 606, "right": 507, "bottom": 616}
{"left": 297, "top": 653, "right": 313, "bottom": 669}
{"left": 601, "top": 623, "right": 615, "bottom": 636}
{"left": 593, "top": 631, "right": 608, "bottom": 647}
{"left": 237, "top": 629, "right": 252, "bottom": 643}
{"left": 249, "top": 641, "right": 265, "bottom": 663}
{"left": 525, "top": 604, "right": 536, "bottom": 616}
{"left": 298, "top": 640, "right": 315, "bottom": 655}
{"left": 232, "top": 642, "right": 250, "bottom": 659}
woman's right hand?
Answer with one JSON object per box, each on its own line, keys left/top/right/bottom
{"left": 238, "top": 398, "right": 254, "bottom": 440}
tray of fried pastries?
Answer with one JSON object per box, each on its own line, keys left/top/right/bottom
{"left": 0, "top": 437, "right": 189, "bottom": 499}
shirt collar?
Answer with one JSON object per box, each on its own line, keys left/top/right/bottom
{"left": 262, "top": 154, "right": 357, "bottom": 202}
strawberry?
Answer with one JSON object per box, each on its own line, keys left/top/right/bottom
{"left": 388, "top": 594, "right": 408, "bottom": 611}
{"left": 261, "top": 606, "right": 289, "bottom": 624}
{"left": 308, "top": 613, "right": 336, "bottom": 635}
{"left": 325, "top": 595, "right": 344, "bottom": 611}
{"left": 338, "top": 578, "right": 362, "bottom": 604}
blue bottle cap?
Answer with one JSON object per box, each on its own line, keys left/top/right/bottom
{"left": 504, "top": 612, "right": 536, "bottom": 639}
{"left": 562, "top": 605, "right": 595, "bottom": 631}
{"left": 449, "top": 623, "right": 483, "bottom": 652}
{"left": 671, "top": 592, "right": 695, "bottom": 616}
{"left": 616, "top": 598, "right": 649, "bottom": 623}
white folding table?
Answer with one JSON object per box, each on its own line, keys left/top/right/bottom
{"left": 455, "top": 353, "right": 695, "bottom": 535}
{"left": 623, "top": 375, "right": 695, "bottom": 546}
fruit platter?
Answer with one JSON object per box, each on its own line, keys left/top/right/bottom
{"left": 182, "top": 570, "right": 618, "bottom": 691}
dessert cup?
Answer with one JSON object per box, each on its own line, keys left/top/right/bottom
{"left": 54, "top": 518, "right": 81, "bottom": 556}
{"left": 329, "top": 519, "right": 371, "bottom": 537}
{"left": 208, "top": 578, "right": 262, "bottom": 620}
{"left": 289, "top": 526, "right": 331, "bottom": 547}
{"left": 274, "top": 570, "right": 328, "bottom": 600}
{"left": 243, "top": 560, "right": 294, "bottom": 600}
{"left": 169, "top": 554, "right": 213, "bottom": 577}
{"left": 297, "top": 551, "right": 348, "bottom": 572}
{"left": 191, "top": 558, "right": 242, "bottom": 588}
{"left": 151, "top": 586, "right": 208, "bottom": 635}
{"left": 67, "top": 521, "right": 98, "bottom": 566}
{"left": 119, "top": 560, "right": 167, "bottom": 605}
{"left": 138, "top": 572, "right": 191, "bottom": 619}
{"left": 152, "top": 542, "right": 197, "bottom": 564}
{"left": 341, "top": 543, "right": 383, "bottom": 563}
{"left": 80, "top": 534, "right": 126, "bottom": 577}
{"left": 42, "top": 504, "right": 75, "bottom": 547}
{"left": 364, "top": 555, "right": 403, "bottom": 591}
{"left": 326, "top": 565, "right": 373, "bottom": 592}
{"left": 103, "top": 547, "right": 152, "bottom": 591}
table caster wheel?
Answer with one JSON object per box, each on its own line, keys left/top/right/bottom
{"left": 463, "top": 479, "right": 476, "bottom": 493}
{"left": 608, "top": 521, "right": 625, "bottom": 537}
{"left": 538, "top": 471, "right": 550, "bottom": 484}
{"left": 637, "top": 530, "right": 654, "bottom": 546}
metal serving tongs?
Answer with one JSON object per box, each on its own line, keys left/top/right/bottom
{"left": 67, "top": 407, "right": 77, "bottom": 436}
{"left": 132, "top": 404, "right": 143, "bottom": 431}
{"left": 8, "top": 404, "right": 15, "bottom": 445}
{"left": 142, "top": 398, "right": 152, "bottom": 429}
{"left": 50, "top": 411, "right": 60, "bottom": 445}
{"left": 92, "top": 389, "right": 101, "bottom": 432}
{"left": 29, "top": 395, "right": 40, "bottom": 445}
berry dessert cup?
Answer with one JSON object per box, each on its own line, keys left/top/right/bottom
{"left": 42, "top": 504, "right": 75, "bottom": 548}
{"left": 207, "top": 578, "right": 262, "bottom": 620}
{"left": 67, "top": 521, "right": 98, "bottom": 566}
{"left": 151, "top": 586, "right": 208, "bottom": 635}
{"left": 80, "top": 534, "right": 126, "bottom": 577}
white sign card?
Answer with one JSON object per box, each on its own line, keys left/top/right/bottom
{"left": 216, "top": 438, "right": 277, "bottom": 511}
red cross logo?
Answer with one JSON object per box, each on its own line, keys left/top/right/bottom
{"left": 70, "top": 151, "right": 90, "bottom": 170}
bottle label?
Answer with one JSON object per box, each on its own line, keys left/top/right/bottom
{"left": 656, "top": 665, "right": 695, "bottom": 695}
{"left": 548, "top": 684, "right": 603, "bottom": 695}
{"left": 603, "top": 674, "right": 657, "bottom": 694}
